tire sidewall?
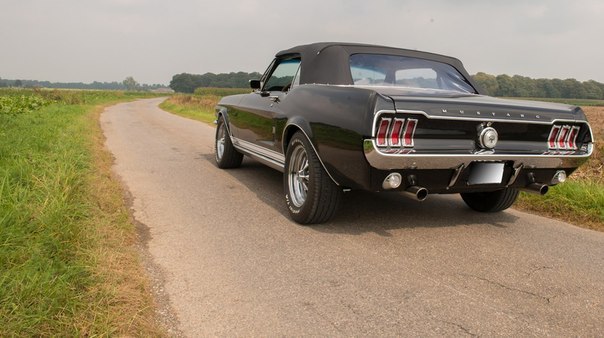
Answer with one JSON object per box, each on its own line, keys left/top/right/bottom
{"left": 284, "top": 136, "right": 315, "bottom": 221}
{"left": 215, "top": 118, "right": 225, "bottom": 164}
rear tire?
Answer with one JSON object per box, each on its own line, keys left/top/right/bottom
{"left": 284, "top": 132, "right": 341, "bottom": 224}
{"left": 461, "top": 188, "right": 519, "bottom": 212}
{"left": 215, "top": 116, "right": 243, "bottom": 169}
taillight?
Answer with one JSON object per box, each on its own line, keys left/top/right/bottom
{"left": 375, "top": 116, "right": 418, "bottom": 148}
{"left": 567, "top": 126, "right": 580, "bottom": 149}
{"left": 403, "top": 119, "right": 417, "bottom": 148}
{"left": 557, "top": 126, "right": 570, "bottom": 149}
{"left": 389, "top": 118, "right": 404, "bottom": 146}
{"left": 376, "top": 118, "right": 391, "bottom": 147}
{"left": 548, "top": 125, "right": 560, "bottom": 149}
{"left": 548, "top": 124, "right": 580, "bottom": 150}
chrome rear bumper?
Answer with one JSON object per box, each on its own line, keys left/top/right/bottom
{"left": 363, "top": 139, "right": 593, "bottom": 170}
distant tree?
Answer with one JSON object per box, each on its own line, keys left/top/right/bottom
{"left": 495, "top": 74, "right": 514, "bottom": 96}
{"left": 472, "top": 72, "right": 498, "bottom": 95}
{"left": 169, "top": 71, "right": 263, "bottom": 93}
{"left": 123, "top": 76, "right": 139, "bottom": 91}
{"left": 14, "top": 79, "right": 22, "bottom": 87}
{"left": 560, "top": 79, "right": 582, "bottom": 98}
{"left": 582, "top": 80, "right": 603, "bottom": 99}
{"left": 170, "top": 73, "right": 197, "bottom": 93}
{"left": 511, "top": 75, "right": 537, "bottom": 97}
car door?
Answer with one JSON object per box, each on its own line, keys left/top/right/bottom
{"left": 233, "top": 57, "right": 301, "bottom": 155}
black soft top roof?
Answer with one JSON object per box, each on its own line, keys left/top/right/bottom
{"left": 275, "top": 42, "right": 481, "bottom": 92}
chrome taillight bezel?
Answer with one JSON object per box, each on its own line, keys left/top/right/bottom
{"left": 549, "top": 124, "right": 581, "bottom": 150}
{"left": 374, "top": 115, "right": 418, "bottom": 148}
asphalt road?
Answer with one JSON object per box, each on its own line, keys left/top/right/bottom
{"left": 101, "top": 98, "right": 604, "bottom": 336}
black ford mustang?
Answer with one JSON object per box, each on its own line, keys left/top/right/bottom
{"left": 214, "top": 42, "right": 594, "bottom": 224}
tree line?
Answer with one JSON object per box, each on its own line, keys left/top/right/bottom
{"left": 5, "top": 71, "right": 604, "bottom": 100}
{"left": 0, "top": 77, "right": 168, "bottom": 91}
{"left": 169, "top": 72, "right": 262, "bottom": 93}
{"left": 472, "top": 72, "right": 604, "bottom": 99}
{"left": 170, "top": 70, "right": 604, "bottom": 99}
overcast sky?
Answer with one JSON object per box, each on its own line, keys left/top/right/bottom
{"left": 1, "top": 0, "right": 603, "bottom": 85}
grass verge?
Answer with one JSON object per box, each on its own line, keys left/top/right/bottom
{"left": 516, "top": 181, "right": 603, "bottom": 230}
{"left": 0, "top": 89, "right": 164, "bottom": 336}
{"left": 515, "top": 104, "right": 604, "bottom": 231}
{"left": 159, "top": 93, "right": 219, "bottom": 124}
{"left": 159, "top": 88, "right": 249, "bottom": 125}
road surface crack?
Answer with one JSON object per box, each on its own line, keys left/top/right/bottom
{"left": 442, "top": 320, "right": 477, "bottom": 336}
{"left": 463, "top": 274, "right": 552, "bottom": 304}
{"left": 526, "top": 265, "right": 554, "bottom": 276}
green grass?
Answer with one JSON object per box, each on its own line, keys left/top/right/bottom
{"left": 159, "top": 94, "right": 218, "bottom": 124}
{"left": 0, "top": 89, "right": 162, "bottom": 336}
{"left": 517, "top": 180, "right": 604, "bottom": 230}
{"left": 160, "top": 88, "right": 250, "bottom": 124}
{"left": 193, "top": 87, "right": 250, "bottom": 96}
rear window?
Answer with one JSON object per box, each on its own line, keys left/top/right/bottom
{"left": 349, "top": 54, "right": 476, "bottom": 94}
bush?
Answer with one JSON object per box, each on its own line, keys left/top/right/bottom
{"left": 0, "top": 95, "right": 52, "bottom": 115}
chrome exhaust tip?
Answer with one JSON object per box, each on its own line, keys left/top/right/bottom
{"left": 521, "top": 183, "right": 549, "bottom": 195}
{"left": 405, "top": 186, "right": 429, "bottom": 201}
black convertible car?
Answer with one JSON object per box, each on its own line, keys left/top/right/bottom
{"left": 214, "top": 42, "right": 594, "bottom": 224}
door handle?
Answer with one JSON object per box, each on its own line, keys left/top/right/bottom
{"left": 269, "top": 95, "right": 280, "bottom": 103}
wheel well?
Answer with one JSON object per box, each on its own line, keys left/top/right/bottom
{"left": 283, "top": 125, "right": 301, "bottom": 153}
{"left": 283, "top": 124, "right": 341, "bottom": 187}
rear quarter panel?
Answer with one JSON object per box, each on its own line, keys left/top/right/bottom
{"left": 279, "top": 85, "right": 392, "bottom": 189}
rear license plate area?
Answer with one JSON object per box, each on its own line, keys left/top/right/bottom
{"left": 468, "top": 162, "right": 504, "bottom": 185}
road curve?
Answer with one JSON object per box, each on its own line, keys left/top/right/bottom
{"left": 101, "top": 98, "right": 604, "bottom": 336}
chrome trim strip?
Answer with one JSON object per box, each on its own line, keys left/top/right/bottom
{"left": 373, "top": 109, "right": 590, "bottom": 127}
{"left": 363, "top": 139, "right": 592, "bottom": 170}
{"left": 231, "top": 137, "right": 285, "bottom": 169}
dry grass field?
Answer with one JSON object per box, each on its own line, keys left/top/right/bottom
{"left": 576, "top": 106, "right": 604, "bottom": 183}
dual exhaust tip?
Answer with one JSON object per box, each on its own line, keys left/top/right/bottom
{"left": 383, "top": 170, "right": 566, "bottom": 199}
{"left": 520, "top": 170, "right": 567, "bottom": 195}
{"left": 382, "top": 173, "right": 428, "bottom": 201}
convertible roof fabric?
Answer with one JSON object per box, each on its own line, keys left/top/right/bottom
{"left": 275, "top": 42, "right": 482, "bottom": 93}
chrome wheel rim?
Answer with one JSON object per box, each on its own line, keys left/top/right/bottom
{"left": 288, "top": 145, "right": 309, "bottom": 207}
{"left": 216, "top": 124, "right": 226, "bottom": 161}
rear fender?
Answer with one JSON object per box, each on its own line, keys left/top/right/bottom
{"left": 282, "top": 120, "right": 340, "bottom": 186}
{"left": 282, "top": 117, "right": 313, "bottom": 153}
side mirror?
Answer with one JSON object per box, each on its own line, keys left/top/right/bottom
{"left": 249, "top": 79, "right": 261, "bottom": 90}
